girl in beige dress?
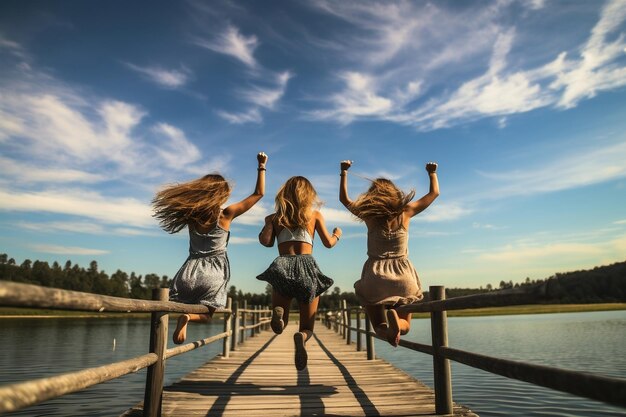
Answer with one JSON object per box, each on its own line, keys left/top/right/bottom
{"left": 339, "top": 160, "right": 439, "bottom": 346}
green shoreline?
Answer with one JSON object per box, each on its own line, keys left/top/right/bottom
{"left": 1, "top": 303, "right": 625, "bottom": 319}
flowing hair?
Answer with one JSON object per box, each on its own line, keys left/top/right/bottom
{"left": 152, "top": 174, "right": 231, "bottom": 234}
{"left": 350, "top": 178, "right": 415, "bottom": 221}
{"left": 274, "top": 176, "right": 320, "bottom": 229}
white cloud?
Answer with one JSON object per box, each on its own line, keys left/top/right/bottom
{"left": 552, "top": 0, "right": 626, "bottom": 108}
{"left": 30, "top": 244, "right": 109, "bottom": 256}
{"left": 152, "top": 123, "right": 201, "bottom": 168}
{"left": 125, "top": 63, "right": 191, "bottom": 88}
{"left": 194, "top": 25, "right": 258, "bottom": 68}
{"left": 319, "top": 207, "right": 359, "bottom": 225}
{"left": 308, "top": 0, "right": 626, "bottom": 131}
{"left": 15, "top": 221, "right": 157, "bottom": 237}
{"left": 216, "top": 108, "right": 262, "bottom": 124}
{"left": 0, "top": 188, "right": 153, "bottom": 228}
{"left": 417, "top": 202, "right": 472, "bottom": 222}
{"left": 0, "top": 157, "right": 104, "bottom": 184}
{"left": 238, "top": 71, "right": 293, "bottom": 109}
{"left": 233, "top": 202, "right": 271, "bottom": 226}
{"left": 479, "top": 242, "right": 603, "bottom": 263}
{"left": 478, "top": 140, "right": 626, "bottom": 197}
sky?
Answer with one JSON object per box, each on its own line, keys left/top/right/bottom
{"left": 1, "top": 0, "right": 626, "bottom": 295}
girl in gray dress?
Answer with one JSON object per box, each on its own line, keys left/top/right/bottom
{"left": 257, "top": 176, "right": 342, "bottom": 370}
{"left": 153, "top": 152, "right": 268, "bottom": 344}
{"left": 339, "top": 160, "right": 439, "bottom": 347}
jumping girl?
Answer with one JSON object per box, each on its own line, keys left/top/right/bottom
{"left": 339, "top": 160, "right": 439, "bottom": 346}
{"left": 153, "top": 152, "right": 268, "bottom": 344}
{"left": 257, "top": 176, "right": 341, "bottom": 370}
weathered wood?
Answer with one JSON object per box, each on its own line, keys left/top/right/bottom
{"left": 430, "top": 285, "right": 453, "bottom": 415}
{"left": 119, "top": 326, "right": 478, "bottom": 417}
{"left": 223, "top": 298, "right": 232, "bottom": 358}
{"left": 0, "top": 281, "right": 230, "bottom": 314}
{"left": 398, "top": 281, "right": 551, "bottom": 313}
{"left": 0, "top": 353, "right": 157, "bottom": 413}
{"left": 364, "top": 313, "right": 374, "bottom": 360}
{"left": 440, "top": 346, "right": 626, "bottom": 408}
{"left": 356, "top": 310, "right": 362, "bottom": 351}
{"left": 144, "top": 288, "right": 169, "bottom": 417}
{"left": 231, "top": 300, "right": 239, "bottom": 351}
{"left": 241, "top": 300, "right": 248, "bottom": 343}
{"left": 165, "top": 332, "right": 229, "bottom": 359}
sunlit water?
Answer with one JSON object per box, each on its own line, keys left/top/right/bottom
{"left": 0, "top": 311, "right": 624, "bottom": 416}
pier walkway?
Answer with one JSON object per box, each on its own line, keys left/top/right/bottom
{"left": 120, "top": 325, "right": 477, "bottom": 417}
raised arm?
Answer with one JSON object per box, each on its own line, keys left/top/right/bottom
{"left": 313, "top": 210, "right": 342, "bottom": 249}
{"left": 339, "top": 160, "right": 353, "bottom": 210}
{"left": 221, "top": 152, "right": 268, "bottom": 224}
{"left": 404, "top": 162, "right": 440, "bottom": 218}
{"left": 258, "top": 214, "right": 275, "bottom": 247}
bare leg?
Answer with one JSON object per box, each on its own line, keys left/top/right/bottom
{"left": 386, "top": 309, "right": 412, "bottom": 347}
{"left": 272, "top": 291, "right": 292, "bottom": 331}
{"left": 173, "top": 308, "right": 215, "bottom": 345}
{"left": 365, "top": 304, "right": 387, "bottom": 340}
{"left": 293, "top": 296, "right": 320, "bottom": 371}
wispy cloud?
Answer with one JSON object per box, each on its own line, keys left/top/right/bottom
{"left": 216, "top": 108, "right": 262, "bottom": 124}
{"left": 193, "top": 25, "right": 259, "bottom": 68}
{"left": 0, "top": 188, "right": 153, "bottom": 228}
{"left": 16, "top": 221, "right": 157, "bottom": 236}
{"left": 477, "top": 140, "right": 626, "bottom": 198}
{"left": 238, "top": 71, "right": 293, "bottom": 109}
{"left": 30, "top": 244, "right": 109, "bottom": 256}
{"left": 124, "top": 63, "right": 192, "bottom": 88}
{"left": 307, "top": 0, "right": 626, "bottom": 131}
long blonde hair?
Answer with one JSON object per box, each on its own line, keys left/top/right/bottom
{"left": 274, "top": 176, "right": 319, "bottom": 229}
{"left": 152, "top": 174, "right": 231, "bottom": 233}
{"left": 350, "top": 178, "right": 415, "bottom": 221}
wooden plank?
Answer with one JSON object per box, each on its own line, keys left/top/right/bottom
{"left": 120, "top": 326, "right": 479, "bottom": 417}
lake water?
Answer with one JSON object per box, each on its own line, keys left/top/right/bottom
{"left": 0, "top": 310, "right": 625, "bottom": 417}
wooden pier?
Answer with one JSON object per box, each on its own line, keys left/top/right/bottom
{"left": 120, "top": 325, "right": 477, "bottom": 417}
{"left": 2, "top": 281, "right": 625, "bottom": 417}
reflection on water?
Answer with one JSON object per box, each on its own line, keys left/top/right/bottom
{"left": 0, "top": 311, "right": 625, "bottom": 417}
{"left": 372, "top": 310, "right": 626, "bottom": 417}
{"left": 0, "top": 317, "right": 225, "bottom": 417}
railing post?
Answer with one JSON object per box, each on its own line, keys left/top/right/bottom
{"left": 143, "top": 288, "right": 169, "bottom": 417}
{"left": 222, "top": 297, "right": 232, "bottom": 359}
{"left": 231, "top": 300, "right": 239, "bottom": 351}
{"left": 430, "top": 285, "right": 453, "bottom": 415}
{"left": 341, "top": 300, "right": 348, "bottom": 340}
{"left": 241, "top": 300, "right": 247, "bottom": 343}
{"left": 356, "top": 309, "right": 362, "bottom": 351}
{"left": 346, "top": 307, "right": 352, "bottom": 345}
{"left": 365, "top": 313, "right": 375, "bottom": 360}
{"left": 250, "top": 305, "right": 257, "bottom": 338}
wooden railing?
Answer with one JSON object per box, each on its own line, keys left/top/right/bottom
{"left": 0, "top": 281, "right": 271, "bottom": 416}
{"left": 324, "top": 284, "right": 626, "bottom": 414}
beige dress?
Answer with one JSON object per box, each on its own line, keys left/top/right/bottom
{"left": 354, "top": 219, "right": 423, "bottom": 306}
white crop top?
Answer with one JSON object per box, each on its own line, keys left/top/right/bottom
{"left": 276, "top": 227, "right": 314, "bottom": 245}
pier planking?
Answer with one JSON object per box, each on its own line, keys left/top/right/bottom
{"left": 120, "top": 325, "right": 478, "bottom": 417}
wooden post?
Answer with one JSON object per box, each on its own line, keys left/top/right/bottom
{"left": 143, "top": 288, "right": 169, "bottom": 417}
{"left": 365, "top": 312, "right": 375, "bottom": 360}
{"left": 356, "top": 309, "right": 362, "bottom": 351}
{"left": 222, "top": 298, "right": 232, "bottom": 359}
{"left": 346, "top": 307, "right": 352, "bottom": 345}
{"left": 231, "top": 300, "right": 239, "bottom": 351}
{"left": 250, "top": 305, "right": 257, "bottom": 338}
{"left": 341, "top": 300, "right": 348, "bottom": 340}
{"left": 430, "top": 285, "right": 453, "bottom": 415}
{"left": 241, "top": 300, "right": 247, "bottom": 343}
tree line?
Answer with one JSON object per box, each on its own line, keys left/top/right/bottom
{"left": 1, "top": 253, "right": 624, "bottom": 309}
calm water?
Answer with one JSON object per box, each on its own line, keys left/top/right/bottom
{"left": 0, "top": 311, "right": 625, "bottom": 417}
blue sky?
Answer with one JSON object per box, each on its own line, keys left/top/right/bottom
{"left": 1, "top": 0, "right": 625, "bottom": 294}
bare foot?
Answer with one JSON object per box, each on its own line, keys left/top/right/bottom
{"left": 386, "top": 309, "right": 401, "bottom": 347}
{"left": 173, "top": 314, "right": 190, "bottom": 344}
{"left": 294, "top": 332, "right": 308, "bottom": 371}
